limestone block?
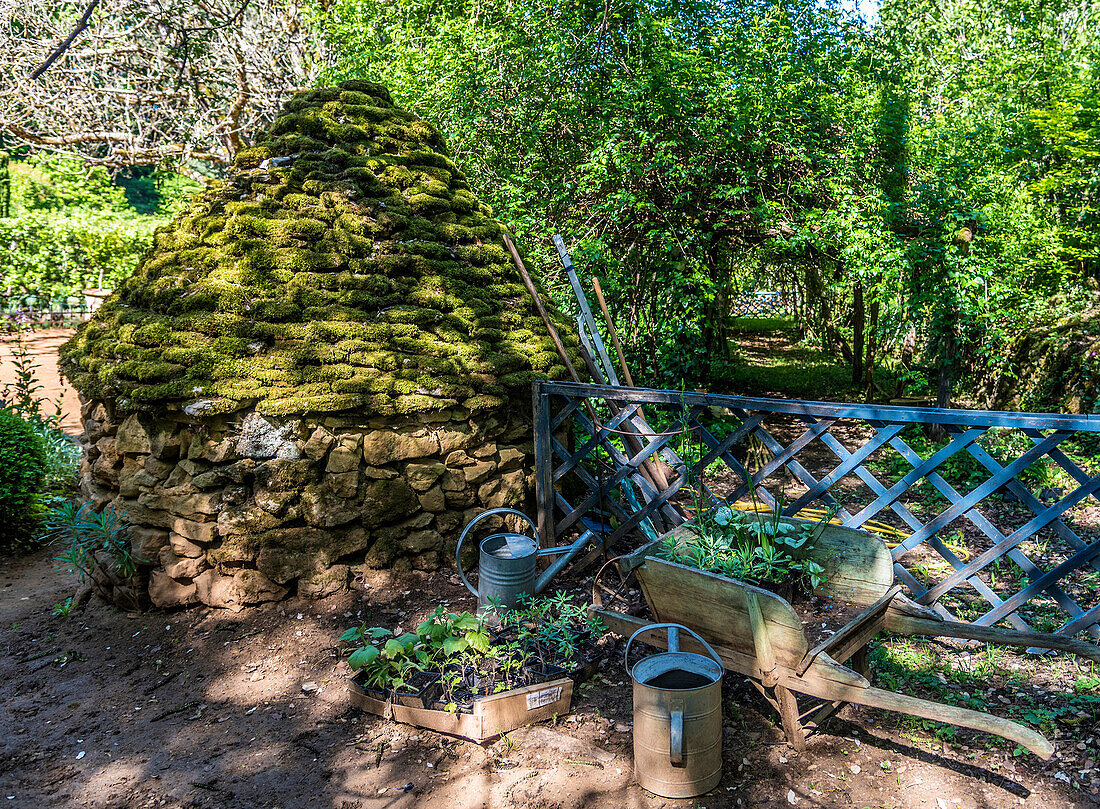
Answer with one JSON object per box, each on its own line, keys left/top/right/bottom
{"left": 163, "top": 465, "right": 191, "bottom": 488}
{"left": 118, "top": 456, "right": 147, "bottom": 498}
{"left": 472, "top": 444, "right": 496, "bottom": 459}
{"left": 177, "top": 458, "right": 206, "bottom": 476}
{"left": 400, "top": 512, "right": 433, "bottom": 530}
{"left": 254, "top": 489, "right": 297, "bottom": 515}
{"left": 362, "top": 466, "right": 398, "bottom": 480}
{"left": 169, "top": 532, "right": 207, "bottom": 558}
{"left": 497, "top": 447, "right": 527, "bottom": 470}
{"left": 444, "top": 449, "right": 473, "bottom": 467}
{"left": 235, "top": 412, "right": 302, "bottom": 459}
{"left": 207, "top": 534, "right": 254, "bottom": 566}
{"left": 300, "top": 481, "right": 365, "bottom": 529}
{"left": 150, "top": 426, "right": 182, "bottom": 461}
{"left": 115, "top": 498, "right": 172, "bottom": 529}
{"left": 325, "top": 444, "right": 359, "bottom": 474}
{"left": 138, "top": 488, "right": 221, "bottom": 519}
{"left": 298, "top": 565, "right": 350, "bottom": 599}
{"left": 201, "top": 438, "right": 237, "bottom": 463}
{"left": 436, "top": 423, "right": 476, "bottom": 454}
{"left": 463, "top": 460, "right": 496, "bottom": 485}
{"left": 129, "top": 526, "right": 170, "bottom": 563}
{"left": 254, "top": 459, "right": 315, "bottom": 491}
{"left": 439, "top": 470, "right": 466, "bottom": 492}
{"left": 222, "top": 485, "right": 250, "bottom": 506}
{"left": 159, "top": 546, "right": 208, "bottom": 579}
{"left": 171, "top": 517, "right": 218, "bottom": 544}
{"left": 405, "top": 460, "right": 445, "bottom": 492}
{"left": 194, "top": 569, "right": 287, "bottom": 612}
{"left": 302, "top": 426, "right": 335, "bottom": 461}
{"left": 328, "top": 470, "right": 359, "bottom": 498}
{"left": 478, "top": 469, "right": 526, "bottom": 509}
{"left": 361, "top": 428, "right": 438, "bottom": 464}
{"left": 149, "top": 569, "right": 198, "bottom": 608}
{"left": 418, "top": 485, "right": 446, "bottom": 513}
{"left": 115, "top": 415, "right": 153, "bottom": 454}
{"left": 435, "top": 510, "right": 463, "bottom": 536}
{"left": 253, "top": 526, "right": 368, "bottom": 583}
{"left": 191, "top": 468, "right": 231, "bottom": 489}
{"left": 360, "top": 477, "right": 418, "bottom": 526}
{"left": 362, "top": 526, "right": 402, "bottom": 568}
{"left": 218, "top": 503, "right": 285, "bottom": 536}
{"left": 444, "top": 487, "right": 476, "bottom": 509}
{"left": 405, "top": 529, "right": 443, "bottom": 552}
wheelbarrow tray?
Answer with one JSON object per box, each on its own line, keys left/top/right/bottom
{"left": 593, "top": 516, "right": 1100, "bottom": 759}
{"left": 348, "top": 671, "right": 573, "bottom": 744}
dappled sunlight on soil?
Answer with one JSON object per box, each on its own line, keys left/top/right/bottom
{"left": 1, "top": 546, "right": 1095, "bottom": 809}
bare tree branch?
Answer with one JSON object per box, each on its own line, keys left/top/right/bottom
{"left": 29, "top": 0, "right": 101, "bottom": 80}
{"left": 1, "top": 1, "right": 328, "bottom": 174}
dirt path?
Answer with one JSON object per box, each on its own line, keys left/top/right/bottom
{"left": 0, "top": 328, "right": 82, "bottom": 434}
{"left": 1, "top": 547, "right": 1094, "bottom": 809}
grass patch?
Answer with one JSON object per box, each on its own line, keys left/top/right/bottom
{"left": 729, "top": 316, "right": 795, "bottom": 333}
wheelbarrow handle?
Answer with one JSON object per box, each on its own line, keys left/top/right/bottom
{"left": 455, "top": 508, "right": 540, "bottom": 598}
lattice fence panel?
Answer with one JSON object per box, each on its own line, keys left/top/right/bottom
{"left": 534, "top": 381, "right": 1100, "bottom": 639}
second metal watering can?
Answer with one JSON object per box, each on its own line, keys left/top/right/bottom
{"left": 456, "top": 508, "right": 593, "bottom": 609}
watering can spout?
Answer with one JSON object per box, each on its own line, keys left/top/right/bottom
{"left": 534, "top": 529, "right": 595, "bottom": 593}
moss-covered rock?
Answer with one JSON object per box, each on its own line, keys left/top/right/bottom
{"left": 982, "top": 302, "right": 1100, "bottom": 414}
{"left": 60, "top": 80, "right": 576, "bottom": 415}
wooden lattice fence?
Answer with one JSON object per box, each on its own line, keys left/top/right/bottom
{"left": 533, "top": 381, "right": 1100, "bottom": 640}
{"left": 729, "top": 291, "right": 787, "bottom": 318}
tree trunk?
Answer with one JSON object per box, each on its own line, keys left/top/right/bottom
{"left": 852, "top": 278, "right": 865, "bottom": 387}
{"left": 864, "top": 300, "right": 879, "bottom": 401}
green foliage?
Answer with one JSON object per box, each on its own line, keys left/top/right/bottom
{"left": 486, "top": 590, "right": 606, "bottom": 666}
{"left": 0, "top": 403, "right": 47, "bottom": 547}
{"left": 0, "top": 327, "right": 81, "bottom": 499}
{"left": 659, "top": 503, "right": 830, "bottom": 592}
{"left": 314, "top": 0, "right": 1100, "bottom": 404}
{"left": 49, "top": 502, "right": 138, "bottom": 581}
{"left": 0, "top": 156, "right": 196, "bottom": 298}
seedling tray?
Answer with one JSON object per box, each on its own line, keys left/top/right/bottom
{"left": 348, "top": 672, "right": 573, "bottom": 743}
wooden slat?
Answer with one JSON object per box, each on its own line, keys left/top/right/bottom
{"left": 537, "top": 382, "right": 1100, "bottom": 639}
{"left": 920, "top": 475, "right": 1100, "bottom": 603}
{"left": 637, "top": 557, "right": 809, "bottom": 668}
{"left": 539, "top": 381, "right": 1100, "bottom": 432}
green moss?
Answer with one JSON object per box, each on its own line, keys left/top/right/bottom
{"left": 60, "top": 80, "right": 580, "bottom": 417}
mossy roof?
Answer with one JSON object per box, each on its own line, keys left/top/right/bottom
{"left": 61, "top": 81, "right": 578, "bottom": 417}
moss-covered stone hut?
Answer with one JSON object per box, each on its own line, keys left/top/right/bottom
{"left": 61, "top": 81, "right": 576, "bottom": 611}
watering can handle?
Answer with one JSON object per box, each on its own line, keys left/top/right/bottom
{"left": 669, "top": 702, "right": 684, "bottom": 766}
{"left": 623, "top": 622, "right": 724, "bottom": 671}
{"left": 455, "top": 508, "right": 541, "bottom": 598}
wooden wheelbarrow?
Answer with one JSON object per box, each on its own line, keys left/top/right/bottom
{"left": 593, "top": 517, "right": 1100, "bottom": 759}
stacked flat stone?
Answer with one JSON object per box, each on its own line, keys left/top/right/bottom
{"left": 61, "top": 81, "right": 577, "bottom": 611}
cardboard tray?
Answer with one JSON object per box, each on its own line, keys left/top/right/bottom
{"left": 347, "top": 674, "right": 573, "bottom": 743}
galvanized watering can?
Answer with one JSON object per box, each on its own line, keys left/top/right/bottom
{"left": 456, "top": 508, "right": 592, "bottom": 610}
{"left": 626, "top": 623, "right": 724, "bottom": 798}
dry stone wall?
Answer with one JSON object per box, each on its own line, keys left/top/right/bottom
{"left": 80, "top": 398, "right": 532, "bottom": 611}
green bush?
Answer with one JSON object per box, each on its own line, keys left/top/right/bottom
{"left": 0, "top": 405, "right": 47, "bottom": 547}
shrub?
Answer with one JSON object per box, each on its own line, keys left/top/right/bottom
{"left": 0, "top": 404, "right": 47, "bottom": 547}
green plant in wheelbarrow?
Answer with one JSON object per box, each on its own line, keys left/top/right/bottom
{"left": 659, "top": 502, "right": 830, "bottom": 601}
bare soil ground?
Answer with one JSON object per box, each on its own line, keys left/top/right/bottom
{"left": 0, "top": 327, "right": 82, "bottom": 434}
{"left": 1, "top": 548, "right": 1096, "bottom": 809}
